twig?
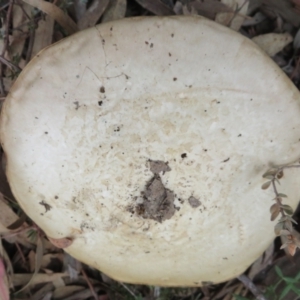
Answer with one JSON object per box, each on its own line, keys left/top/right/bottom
{"left": 120, "top": 282, "right": 137, "bottom": 298}
{"left": 81, "top": 268, "right": 98, "bottom": 300}
{"left": 262, "top": 163, "right": 300, "bottom": 255}
{"left": 237, "top": 274, "right": 268, "bottom": 300}
{"left": 15, "top": 242, "right": 26, "bottom": 264}
{"left": 0, "top": 56, "right": 22, "bottom": 73}
{"left": 0, "top": 3, "right": 10, "bottom": 12}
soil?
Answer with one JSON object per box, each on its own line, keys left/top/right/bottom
{"left": 188, "top": 196, "right": 201, "bottom": 208}
{"left": 136, "top": 160, "right": 175, "bottom": 222}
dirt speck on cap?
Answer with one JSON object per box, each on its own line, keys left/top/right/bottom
{"left": 139, "top": 175, "right": 175, "bottom": 222}
{"left": 136, "top": 160, "right": 175, "bottom": 222}
{"left": 188, "top": 196, "right": 201, "bottom": 208}
{"left": 149, "top": 160, "right": 171, "bottom": 174}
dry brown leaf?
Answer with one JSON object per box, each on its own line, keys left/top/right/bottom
{"left": 41, "top": 253, "right": 64, "bottom": 269}
{"left": 270, "top": 203, "right": 280, "bottom": 214}
{"left": 248, "top": 242, "right": 274, "bottom": 280}
{"left": 28, "top": 250, "right": 36, "bottom": 273}
{"left": 182, "top": 4, "right": 198, "bottom": 16}
{"left": 31, "top": 282, "right": 54, "bottom": 300}
{"left": 13, "top": 272, "right": 68, "bottom": 287}
{"left": 134, "top": 0, "right": 174, "bottom": 16}
{"left": 248, "top": 0, "right": 262, "bottom": 14}
{"left": 48, "top": 237, "right": 73, "bottom": 249}
{"left": 0, "top": 147, "right": 15, "bottom": 203}
{"left": 189, "top": 0, "right": 232, "bottom": 19}
{"left": 102, "top": 0, "right": 127, "bottom": 23}
{"left": 77, "top": 0, "right": 110, "bottom": 30}
{"left": 0, "top": 240, "right": 13, "bottom": 287}
{"left": 173, "top": 1, "right": 183, "bottom": 14}
{"left": 261, "top": 181, "right": 271, "bottom": 190}
{"left": 16, "top": 236, "right": 44, "bottom": 292}
{"left": 62, "top": 287, "right": 101, "bottom": 300}
{"left": 252, "top": 33, "right": 293, "bottom": 56}
{"left": 243, "top": 11, "right": 266, "bottom": 26}
{"left": 9, "top": 3, "right": 32, "bottom": 62}
{"left": 0, "top": 242, "right": 10, "bottom": 300}
{"left": 31, "top": 15, "right": 54, "bottom": 58}
{"left": 262, "top": 0, "right": 300, "bottom": 27}
{"left": 215, "top": 0, "right": 249, "bottom": 31}
{"left": 52, "top": 285, "right": 85, "bottom": 299}
{"left": 293, "top": 0, "right": 300, "bottom": 12}
{"left": 73, "top": 0, "right": 87, "bottom": 21}
{"left": 22, "top": 0, "right": 78, "bottom": 35}
{"left": 286, "top": 242, "right": 297, "bottom": 256}
{"left": 270, "top": 208, "right": 280, "bottom": 221}
{"left": 53, "top": 276, "right": 65, "bottom": 289}
{"left": 6, "top": 212, "right": 27, "bottom": 230}
{"left": 0, "top": 193, "right": 32, "bottom": 247}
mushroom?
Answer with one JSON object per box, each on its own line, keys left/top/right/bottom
{"left": 1, "top": 16, "right": 300, "bottom": 286}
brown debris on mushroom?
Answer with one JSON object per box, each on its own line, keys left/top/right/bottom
{"left": 188, "top": 196, "right": 201, "bottom": 208}
{"left": 140, "top": 175, "right": 175, "bottom": 222}
{"left": 136, "top": 160, "right": 175, "bottom": 222}
{"left": 149, "top": 159, "right": 171, "bottom": 174}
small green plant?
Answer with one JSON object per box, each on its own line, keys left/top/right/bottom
{"left": 262, "top": 162, "right": 300, "bottom": 256}
{"left": 234, "top": 266, "right": 300, "bottom": 300}
{"left": 270, "top": 266, "right": 300, "bottom": 300}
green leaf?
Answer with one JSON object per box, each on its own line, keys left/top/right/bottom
{"left": 281, "top": 205, "right": 294, "bottom": 215}
{"left": 294, "top": 271, "right": 300, "bottom": 281}
{"left": 291, "top": 285, "right": 300, "bottom": 295}
{"left": 282, "top": 276, "right": 297, "bottom": 284}
{"left": 263, "top": 175, "right": 275, "bottom": 180}
{"left": 279, "top": 285, "right": 292, "bottom": 300}
{"left": 277, "top": 193, "right": 287, "bottom": 198}
{"left": 275, "top": 266, "right": 284, "bottom": 278}
{"left": 286, "top": 215, "right": 298, "bottom": 224}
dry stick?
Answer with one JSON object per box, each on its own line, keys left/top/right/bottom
{"left": 15, "top": 242, "right": 26, "bottom": 264}
{"left": 15, "top": 0, "right": 31, "bottom": 20}
{"left": 81, "top": 268, "right": 98, "bottom": 300}
{"left": 237, "top": 274, "right": 268, "bottom": 300}
{"left": 0, "top": 3, "right": 10, "bottom": 12}
{"left": 119, "top": 282, "right": 137, "bottom": 298}
{"left": 271, "top": 179, "right": 286, "bottom": 218}
{"left": 0, "top": 56, "right": 22, "bottom": 73}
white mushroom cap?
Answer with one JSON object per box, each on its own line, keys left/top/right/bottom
{"left": 1, "top": 16, "right": 300, "bottom": 286}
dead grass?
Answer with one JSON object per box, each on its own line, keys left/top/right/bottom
{"left": 1, "top": 0, "right": 300, "bottom": 299}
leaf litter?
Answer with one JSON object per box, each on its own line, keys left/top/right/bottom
{"left": 1, "top": 0, "right": 300, "bottom": 299}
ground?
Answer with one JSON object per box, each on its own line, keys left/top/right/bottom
{"left": 1, "top": 0, "right": 300, "bottom": 299}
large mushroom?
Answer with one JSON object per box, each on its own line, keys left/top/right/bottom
{"left": 1, "top": 16, "right": 300, "bottom": 286}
